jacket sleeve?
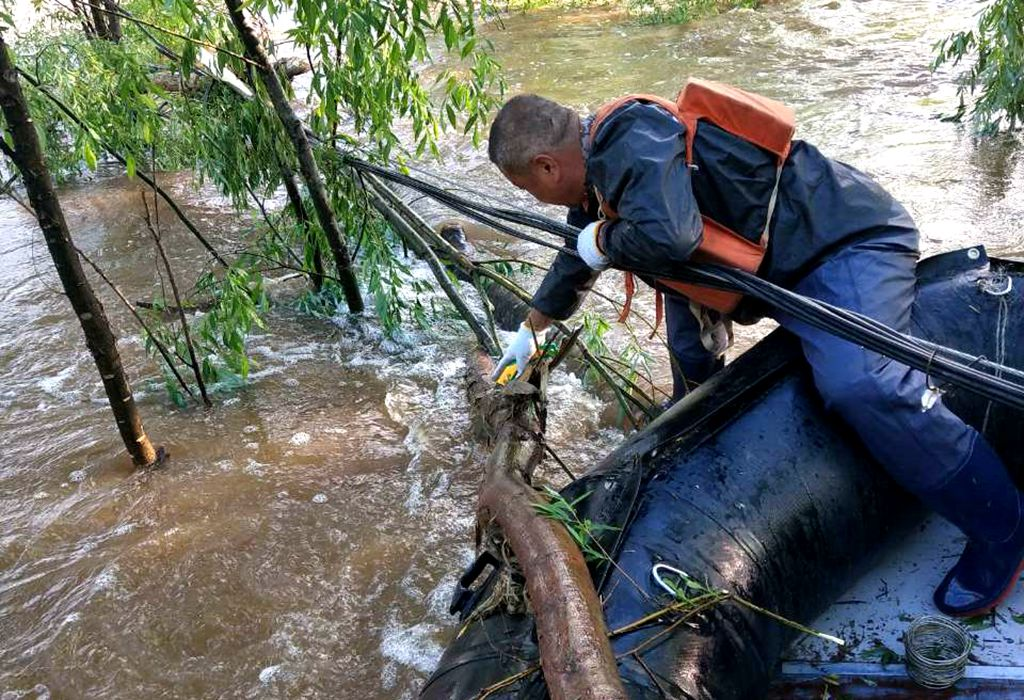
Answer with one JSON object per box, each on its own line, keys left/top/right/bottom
{"left": 530, "top": 205, "right": 601, "bottom": 320}
{"left": 590, "top": 102, "right": 703, "bottom": 278}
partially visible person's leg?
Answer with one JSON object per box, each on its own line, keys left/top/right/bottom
{"left": 773, "top": 240, "right": 1024, "bottom": 616}
{"left": 664, "top": 293, "right": 724, "bottom": 403}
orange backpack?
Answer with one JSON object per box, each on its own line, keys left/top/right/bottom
{"left": 590, "top": 78, "right": 795, "bottom": 316}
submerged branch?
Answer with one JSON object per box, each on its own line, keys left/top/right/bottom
{"left": 142, "top": 194, "right": 212, "bottom": 407}
{"left": 362, "top": 174, "right": 499, "bottom": 355}
{"left": 74, "top": 244, "right": 196, "bottom": 400}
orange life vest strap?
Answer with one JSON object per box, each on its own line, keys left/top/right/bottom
{"left": 651, "top": 291, "right": 664, "bottom": 340}
{"left": 619, "top": 271, "right": 636, "bottom": 323}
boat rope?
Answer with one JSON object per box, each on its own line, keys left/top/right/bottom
{"left": 342, "top": 155, "right": 1024, "bottom": 412}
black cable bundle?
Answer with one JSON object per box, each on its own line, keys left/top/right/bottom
{"left": 343, "top": 156, "right": 1024, "bottom": 412}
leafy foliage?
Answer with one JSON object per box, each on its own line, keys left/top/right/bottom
{"left": 628, "top": 0, "right": 760, "bottom": 26}
{"left": 532, "top": 486, "right": 619, "bottom": 563}
{"left": 142, "top": 263, "right": 268, "bottom": 406}
{"left": 579, "top": 308, "right": 659, "bottom": 415}
{"left": 501, "top": 0, "right": 760, "bottom": 24}
{"left": 4, "top": 0, "right": 504, "bottom": 404}
{"left": 933, "top": 0, "right": 1024, "bottom": 133}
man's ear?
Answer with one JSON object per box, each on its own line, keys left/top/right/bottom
{"left": 530, "top": 153, "right": 559, "bottom": 176}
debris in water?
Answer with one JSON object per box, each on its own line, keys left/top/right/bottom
{"left": 69, "top": 469, "right": 86, "bottom": 483}
{"left": 289, "top": 432, "right": 311, "bottom": 446}
{"left": 312, "top": 493, "right": 328, "bottom": 504}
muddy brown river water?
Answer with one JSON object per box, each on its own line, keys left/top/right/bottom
{"left": 2, "top": 1, "right": 1023, "bottom": 698}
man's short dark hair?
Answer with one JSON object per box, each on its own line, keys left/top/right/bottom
{"left": 488, "top": 95, "right": 579, "bottom": 175}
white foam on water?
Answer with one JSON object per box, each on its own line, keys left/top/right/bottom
{"left": 378, "top": 621, "right": 444, "bottom": 675}
{"left": 111, "top": 523, "right": 134, "bottom": 536}
{"left": 37, "top": 365, "right": 76, "bottom": 398}
{"left": 91, "top": 565, "right": 117, "bottom": 594}
{"left": 258, "top": 664, "right": 282, "bottom": 684}
{"left": 404, "top": 463, "right": 424, "bottom": 512}
{"left": 250, "top": 342, "right": 329, "bottom": 366}
{"left": 243, "top": 459, "right": 267, "bottom": 477}
{"left": 289, "top": 432, "right": 311, "bottom": 446}
{"left": 380, "top": 660, "right": 398, "bottom": 690}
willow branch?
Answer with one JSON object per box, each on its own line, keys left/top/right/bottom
{"left": 16, "top": 66, "right": 230, "bottom": 268}
{"left": 363, "top": 176, "right": 499, "bottom": 354}
{"left": 79, "top": 0, "right": 260, "bottom": 67}
{"left": 74, "top": 243, "right": 195, "bottom": 400}
{"left": 142, "top": 195, "right": 212, "bottom": 406}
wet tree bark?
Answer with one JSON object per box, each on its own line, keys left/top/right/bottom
{"left": 465, "top": 354, "right": 627, "bottom": 700}
{"left": 102, "top": 0, "right": 122, "bottom": 42}
{"left": 225, "top": 0, "right": 363, "bottom": 314}
{"left": 280, "top": 162, "right": 325, "bottom": 291}
{"left": 89, "top": 0, "right": 110, "bottom": 40}
{"left": 0, "top": 39, "right": 160, "bottom": 467}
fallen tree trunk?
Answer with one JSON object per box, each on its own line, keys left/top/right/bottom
{"left": 151, "top": 56, "right": 310, "bottom": 93}
{"left": 465, "top": 353, "right": 627, "bottom": 700}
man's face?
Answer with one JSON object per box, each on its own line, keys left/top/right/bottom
{"left": 502, "top": 151, "right": 585, "bottom": 207}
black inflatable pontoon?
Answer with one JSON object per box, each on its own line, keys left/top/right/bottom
{"left": 422, "top": 247, "right": 1024, "bottom": 699}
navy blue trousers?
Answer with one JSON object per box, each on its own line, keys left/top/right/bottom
{"left": 666, "top": 238, "right": 987, "bottom": 493}
{"left": 665, "top": 294, "right": 723, "bottom": 402}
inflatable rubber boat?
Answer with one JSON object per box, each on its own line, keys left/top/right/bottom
{"left": 421, "top": 247, "right": 1024, "bottom": 699}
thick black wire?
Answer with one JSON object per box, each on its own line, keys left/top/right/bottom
{"left": 341, "top": 156, "right": 1024, "bottom": 411}
{"left": 667, "top": 264, "right": 1024, "bottom": 411}
{"left": 345, "top": 157, "right": 580, "bottom": 243}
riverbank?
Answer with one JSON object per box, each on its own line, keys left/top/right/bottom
{"left": 504, "top": 0, "right": 765, "bottom": 25}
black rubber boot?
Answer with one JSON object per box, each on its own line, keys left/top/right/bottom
{"left": 926, "top": 436, "right": 1024, "bottom": 617}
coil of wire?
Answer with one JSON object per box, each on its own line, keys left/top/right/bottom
{"left": 904, "top": 615, "right": 972, "bottom": 689}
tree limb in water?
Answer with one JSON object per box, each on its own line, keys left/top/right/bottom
{"left": 465, "top": 352, "right": 626, "bottom": 700}
{"left": 0, "top": 37, "right": 161, "bottom": 467}
{"left": 150, "top": 56, "right": 310, "bottom": 95}
{"left": 362, "top": 175, "right": 499, "bottom": 354}
{"left": 224, "top": 0, "right": 364, "bottom": 314}
{"left": 142, "top": 195, "right": 211, "bottom": 407}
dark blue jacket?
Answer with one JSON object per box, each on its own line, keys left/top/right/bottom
{"left": 531, "top": 100, "right": 919, "bottom": 320}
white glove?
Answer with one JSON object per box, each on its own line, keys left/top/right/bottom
{"left": 577, "top": 221, "right": 610, "bottom": 271}
{"left": 490, "top": 322, "right": 539, "bottom": 381}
